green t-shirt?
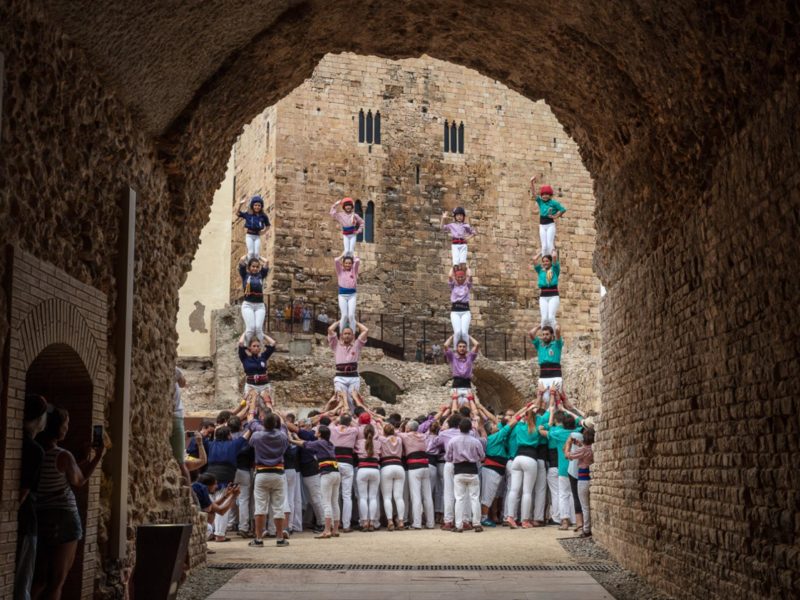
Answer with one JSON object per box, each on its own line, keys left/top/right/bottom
{"left": 532, "top": 337, "right": 564, "bottom": 365}
{"left": 535, "top": 196, "right": 567, "bottom": 218}
{"left": 485, "top": 423, "right": 511, "bottom": 459}
{"left": 534, "top": 262, "right": 560, "bottom": 288}
{"left": 547, "top": 425, "right": 574, "bottom": 476}
{"left": 511, "top": 419, "right": 540, "bottom": 456}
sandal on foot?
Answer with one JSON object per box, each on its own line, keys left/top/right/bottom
{"left": 315, "top": 533, "right": 332, "bottom": 539}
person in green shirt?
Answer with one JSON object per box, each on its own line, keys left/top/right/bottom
{"left": 530, "top": 175, "right": 566, "bottom": 255}
{"left": 529, "top": 324, "right": 564, "bottom": 409}
{"left": 504, "top": 403, "right": 548, "bottom": 529}
{"left": 539, "top": 396, "right": 582, "bottom": 530}
{"left": 534, "top": 250, "right": 560, "bottom": 328}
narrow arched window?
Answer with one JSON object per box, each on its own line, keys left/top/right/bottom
{"left": 450, "top": 122, "right": 457, "bottom": 154}
{"left": 358, "top": 110, "right": 365, "bottom": 143}
{"left": 366, "top": 110, "right": 374, "bottom": 144}
{"left": 365, "top": 201, "right": 375, "bottom": 243}
{"left": 374, "top": 111, "right": 381, "bottom": 144}
{"left": 415, "top": 165, "right": 420, "bottom": 185}
{"left": 355, "top": 200, "right": 364, "bottom": 243}
{"left": 458, "top": 122, "right": 465, "bottom": 154}
{"left": 443, "top": 120, "right": 450, "bottom": 153}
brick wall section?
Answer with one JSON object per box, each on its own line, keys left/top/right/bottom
{"left": 233, "top": 54, "right": 601, "bottom": 354}
{"left": 0, "top": 248, "right": 107, "bottom": 599}
{"left": 592, "top": 77, "right": 800, "bottom": 599}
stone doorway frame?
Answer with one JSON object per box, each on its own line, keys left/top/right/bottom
{"left": 0, "top": 246, "right": 108, "bottom": 600}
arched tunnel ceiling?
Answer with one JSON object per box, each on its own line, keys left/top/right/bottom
{"left": 39, "top": 0, "right": 799, "bottom": 280}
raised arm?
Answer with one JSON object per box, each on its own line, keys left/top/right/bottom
{"left": 328, "top": 319, "right": 340, "bottom": 336}
{"left": 264, "top": 333, "right": 277, "bottom": 348}
{"left": 356, "top": 321, "right": 369, "bottom": 341}
{"left": 555, "top": 324, "right": 562, "bottom": 340}
{"left": 440, "top": 211, "right": 448, "bottom": 229}
{"left": 470, "top": 335, "right": 480, "bottom": 354}
{"left": 330, "top": 199, "right": 341, "bottom": 217}
{"left": 238, "top": 332, "right": 247, "bottom": 347}
{"left": 443, "top": 335, "right": 454, "bottom": 351}
{"left": 448, "top": 266, "right": 455, "bottom": 282}
{"left": 528, "top": 326, "right": 541, "bottom": 341}
{"left": 529, "top": 175, "right": 537, "bottom": 196}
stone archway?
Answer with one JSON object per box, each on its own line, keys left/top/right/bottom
{"left": 360, "top": 365, "right": 405, "bottom": 405}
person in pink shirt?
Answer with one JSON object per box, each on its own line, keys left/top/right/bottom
{"left": 329, "top": 414, "right": 359, "bottom": 533}
{"left": 354, "top": 423, "right": 381, "bottom": 531}
{"left": 327, "top": 320, "right": 368, "bottom": 412}
{"left": 399, "top": 421, "right": 435, "bottom": 529}
{"left": 334, "top": 253, "right": 360, "bottom": 330}
{"left": 330, "top": 198, "right": 364, "bottom": 255}
{"left": 444, "top": 418, "right": 486, "bottom": 533}
{"left": 377, "top": 423, "right": 406, "bottom": 530}
{"left": 440, "top": 207, "right": 476, "bottom": 267}
{"left": 448, "top": 265, "right": 473, "bottom": 345}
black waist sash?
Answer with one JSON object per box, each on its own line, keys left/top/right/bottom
{"left": 334, "top": 446, "right": 355, "bottom": 465}
{"left": 539, "top": 362, "right": 562, "bottom": 378}
{"left": 539, "top": 216, "right": 554, "bottom": 225}
{"left": 453, "top": 461, "right": 479, "bottom": 475}
{"left": 452, "top": 377, "right": 472, "bottom": 389}
{"left": 451, "top": 301, "right": 470, "bottom": 312}
{"left": 405, "top": 450, "right": 429, "bottom": 470}
{"left": 335, "top": 362, "right": 359, "bottom": 377}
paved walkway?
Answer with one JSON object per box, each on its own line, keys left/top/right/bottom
{"left": 206, "top": 527, "right": 614, "bottom": 599}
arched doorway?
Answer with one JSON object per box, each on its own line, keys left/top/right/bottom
{"left": 25, "top": 344, "right": 94, "bottom": 600}
{"left": 360, "top": 366, "right": 405, "bottom": 404}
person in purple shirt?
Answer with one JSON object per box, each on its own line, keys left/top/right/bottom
{"left": 444, "top": 418, "right": 486, "bottom": 533}
{"left": 448, "top": 265, "right": 473, "bottom": 345}
{"left": 248, "top": 414, "right": 290, "bottom": 547}
{"left": 291, "top": 426, "right": 341, "bottom": 539}
{"left": 440, "top": 207, "right": 476, "bottom": 267}
{"left": 444, "top": 334, "right": 480, "bottom": 408}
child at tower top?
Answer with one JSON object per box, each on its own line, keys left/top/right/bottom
{"left": 330, "top": 198, "right": 365, "bottom": 255}
{"left": 530, "top": 175, "right": 566, "bottom": 256}
{"left": 237, "top": 195, "right": 271, "bottom": 259}
{"left": 440, "top": 207, "right": 476, "bottom": 267}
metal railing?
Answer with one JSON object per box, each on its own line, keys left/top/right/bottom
{"left": 263, "top": 296, "right": 532, "bottom": 362}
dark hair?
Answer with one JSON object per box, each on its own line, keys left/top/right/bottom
{"left": 197, "top": 473, "right": 217, "bottom": 486}
{"left": 383, "top": 423, "right": 395, "bottom": 436}
{"left": 216, "top": 410, "right": 231, "bottom": 425}
{"left": 200, "top": 419, "right": 215, "bottom": 430}
{"left": 542, "top": 254, "right": 553, "bottom": 262}
{"left": 484, "top": 421, "right": 495, "bottom": 435}
{"left": 247, "top": 258, "right": 261, "bottom": 269}
{"left": 429, "top": 421, "right": 441, "bottom": 435}
{"left": 562, "top": 414, "right": 576, "bottom": 430}
{"left": 456, "top": 339, "right": 468, "bottom": 347}
{"left": 228, "top": 416, "right": 242, "bottom": 433}
{"left": 459, "top": 418, "right": 472, "bottom": 433}
{"left": 447, "top": 414, "right": 461, "bottom": 429}
{"left": 583, "top": 428, "right": 595, "bottom": 445}
{"left": 319, "top": 416, "right": 332, "bottom": 426}
{"left": 353, "top": 406, "right": 366, "bottom": 416}
{"left": 342, "top": 255, "right": 354, "bottom": 264}
{"left": 389, "top": 412, "right": 401, "bottom": 422}
{"left": 39, "top": 406, "right": 69, "bottom": 444}
{"left": 308, "top": 410, "right": 320, "bottom": 418}
{"left": 339, "top": 414, "right": 352, "bottom": 426}
{"left": 364, "top": 424, "right": 375, "bottom": 457}
{"left": 374, "top": 407, "right": 386, "bottom": 417}
{"left": 318, "top": 425, "right": 331, "bottom": 441}
{"left": 458, "top": 406, "right": 471, "bottom": 418}
{"left": 214, "top": 426, "right": 231, "bottom": 441}
{"left": 541, "top": 326, "right": 554, "bottom": 335}
{"left": 264, "top": 414, "right": 279, "bottom": 430}
{"left": 285, "top": 412, "right": 296, "bottom": 423}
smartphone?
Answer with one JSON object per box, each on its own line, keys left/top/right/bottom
{"left": 185, "top": 430, "right": 195, "bottom": 438}
{"left": 92, "top": 425, "right": 104, "bottom": 448}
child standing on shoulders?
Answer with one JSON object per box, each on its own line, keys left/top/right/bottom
{"left": 534, "top": 250, "right": 560, "bottom": 328}
{"left": 334, "top": 253, "right": 360, "bottom": 330}
{"left": 530, "top": 176, "right": 566, "bottom": 256}
{"left": 330, "top": 198, "right": 364, "bottom": 255}
{"left": 448, "top": 265, "right": 473, "bottom": 345}
{"left": 237, "top": 195, "right": 271, "bottom": 259}
{"left": 440, "top": 207, "right": 476, "bottom": 267}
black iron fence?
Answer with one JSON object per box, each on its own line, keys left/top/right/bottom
{"left": 263, "top": 296, "right": 533, "bottom": 362}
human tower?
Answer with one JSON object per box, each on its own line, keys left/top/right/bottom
{"left": 195, "top": 179, "right": 592, "bottom": 546}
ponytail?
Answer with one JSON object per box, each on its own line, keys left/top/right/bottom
{"left": 365, "top": 424, "right": 375, "bottom": 457}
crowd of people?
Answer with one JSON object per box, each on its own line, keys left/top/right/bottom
{"left": 179, "top": 179, "right": 596, "bottom": 550}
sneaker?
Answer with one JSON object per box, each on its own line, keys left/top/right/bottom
{"left": 463, "top": 523, "right": 473, "bottom": 530}
{"left": 474, "top": 526, "right": 484, "bottom": 533}
{"left": 452, "top": 528, "right": 464, "bottom": 533}
{"left": 480, "top": 519, "right": 496, "bottom": 528}
{"left": 504, "top": 517, "right": 518, "bottom": 529}
{"left": 237, "top": 530, "right": 252, "bottom": 539}
{"left": 248, "top": 539, "right": 264, "bottom": 547}
{"left": 276, "top": 539, "right": 290, "bottom": 547}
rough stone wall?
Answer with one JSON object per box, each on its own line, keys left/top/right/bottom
{"left": 0, "top": 2, "right": 202, "bottom": 596}
{"left": 592, "top": 76, "right": 800, "bottom": 599}
{"left": 233, "top": 54, "right": 600, "bottom": 351}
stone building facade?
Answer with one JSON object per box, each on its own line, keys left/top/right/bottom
{"left": 232, "top": 54, "right": 601, "bottom": 358}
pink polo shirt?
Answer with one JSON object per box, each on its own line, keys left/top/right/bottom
{"left": 328, "top": 334, "right": 367, "bottom": 366}
{"left": 355, "top": 437, "right": 382, "bottom": 460}
{"left": 399, "top": 432, "right": 428, "bottom": 455}
{"left": 329, "top": 425, "right": 359, "bottom": 449}
{"left": 335, "top": 256, "right": 360, "bottom": 289}
{"left": 376, "top": 435, "right": 403, "bottom": 459}
{"left": 330, "top": 207, "right": 364, "bottom": 233}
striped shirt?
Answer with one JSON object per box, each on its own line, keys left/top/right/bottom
{"left": 36, "top": 447, "right": 77, "bottom": 510}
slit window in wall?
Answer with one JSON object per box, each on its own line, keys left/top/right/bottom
{"left": 415, "top": 165, "right": 420, "bottom": 185}
{"left": 358, "top": 110, "right": 365, "bottom": 143}
{"left": 457, "top": 122, "right": 464, "bottom": 154}
{"left": 366, "top": 110, "right": 374, "bottom": 144}
{"left": 443, "top": 120, "right": 450, "bottom": 152}
{"left": 450, "top": 122, "right": 457, "bottom": 153}
{"left": 365, "top": 201, "right": 375, "bottom": 243}
{"left": 355, "top": 200, "right": 364, "bottom": 243}
{"left": 374, "top": 111, "right": 381, "bottom": 144}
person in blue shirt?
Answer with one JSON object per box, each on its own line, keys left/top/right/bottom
{"left": 191, "top": 473, "right": 240, "bottom": 543}
{"left": 206, "top": 426, "right": 251, "bottom": 542}
{"left": 238, "top": 332, "right": 277, "bottom": 412}
{"left": 238, "top": 254, "right": 269, "bottom": 343}
{"left": 534, "top": 250, "right": 560, "bottom": 328}
{"left": 530, "top": 175, "right": 566, "bottom": 256}
{"left": 236, "top": 195, "right": 271, "bottom": 259}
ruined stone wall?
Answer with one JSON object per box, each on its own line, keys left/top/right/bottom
{"left": 0, "top": 2, "right": 202, "bottom": 596}
{"left": 234, "top": 54, "right": 600, "bottom": 352}
{"left": 592, "top": 76, "right": 800, "bottom": 599}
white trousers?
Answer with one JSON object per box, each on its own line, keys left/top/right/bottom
{"left": 233, "top": 469, "right": 252, "bottom": 533}
{"left": 302, "top": 473, "right": 326, "bottom": 525}
{"left": 578, "top": 480, "right": 591, "bottom": 533}
{"left": 333, "top": 376, "right": 360, "bottom": 412}
{"left": 451, "top": 387, "right": 473, "bottom": 407}
{"left": 342, "top": 233, "right": 357, "bottom": 255}
{"left": 320, "top": 471, "right": 342, "bottom": 521}
{"left": 534, "top": 459, "right": 548, "bottom": 522}
{"left": 450, "top": 243, "right": 468, "bottom": 265}
{"left": 539, "top": 378, "right": 563, "bottom": 405}
{"left": 507, "top": 455, "right": 538, "bottom": 521}
{"left": 212, "top": 489, "right": 230, "bottom": 537}
{"left": 241, "top": 301, "right": 266, "bottom": 342}
{"left": 546, "top": 467, "right": 560, "bottom": 521}
{"left": 380, "top": 465, "right": 406, "bottom": 520}
{"left": 450, "top": 310, "right": 472, "bottom": 345}
{"left": 339, "top": 463, "right": 355, "bottom": 528}
{"left": 246, "top": 233, "right": 261, "bottom": 259}
{"left": 480, "top": 467, "right": 504, "bottom": 507}
{"left": 338, "top": 292, "right": 357, "bottom": 331}
{"left": 433, "top": 462, "right": 445, "bottom": 513}
{"left": 539, "top": 223, "right": 556, "bottom": 256}
{"left": 356, "top": 468, "right": 381, "bottom": 524}
{"left": 453, "top": 473, "right": 481, "bottom": 528}
{"left": 559, "top": 475, "right": 575, "bottom": 524}
{"left": 538, "top": 296, "right": 560, "bottom": 328}
{"left": 443, "top": 462, "right": 455, "bottom": 523}
{"left": 503, "top": 460, "right": 515, "bottom": 519}
{"left": 407, "top": 468, "right": 435, "bottom": 528}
